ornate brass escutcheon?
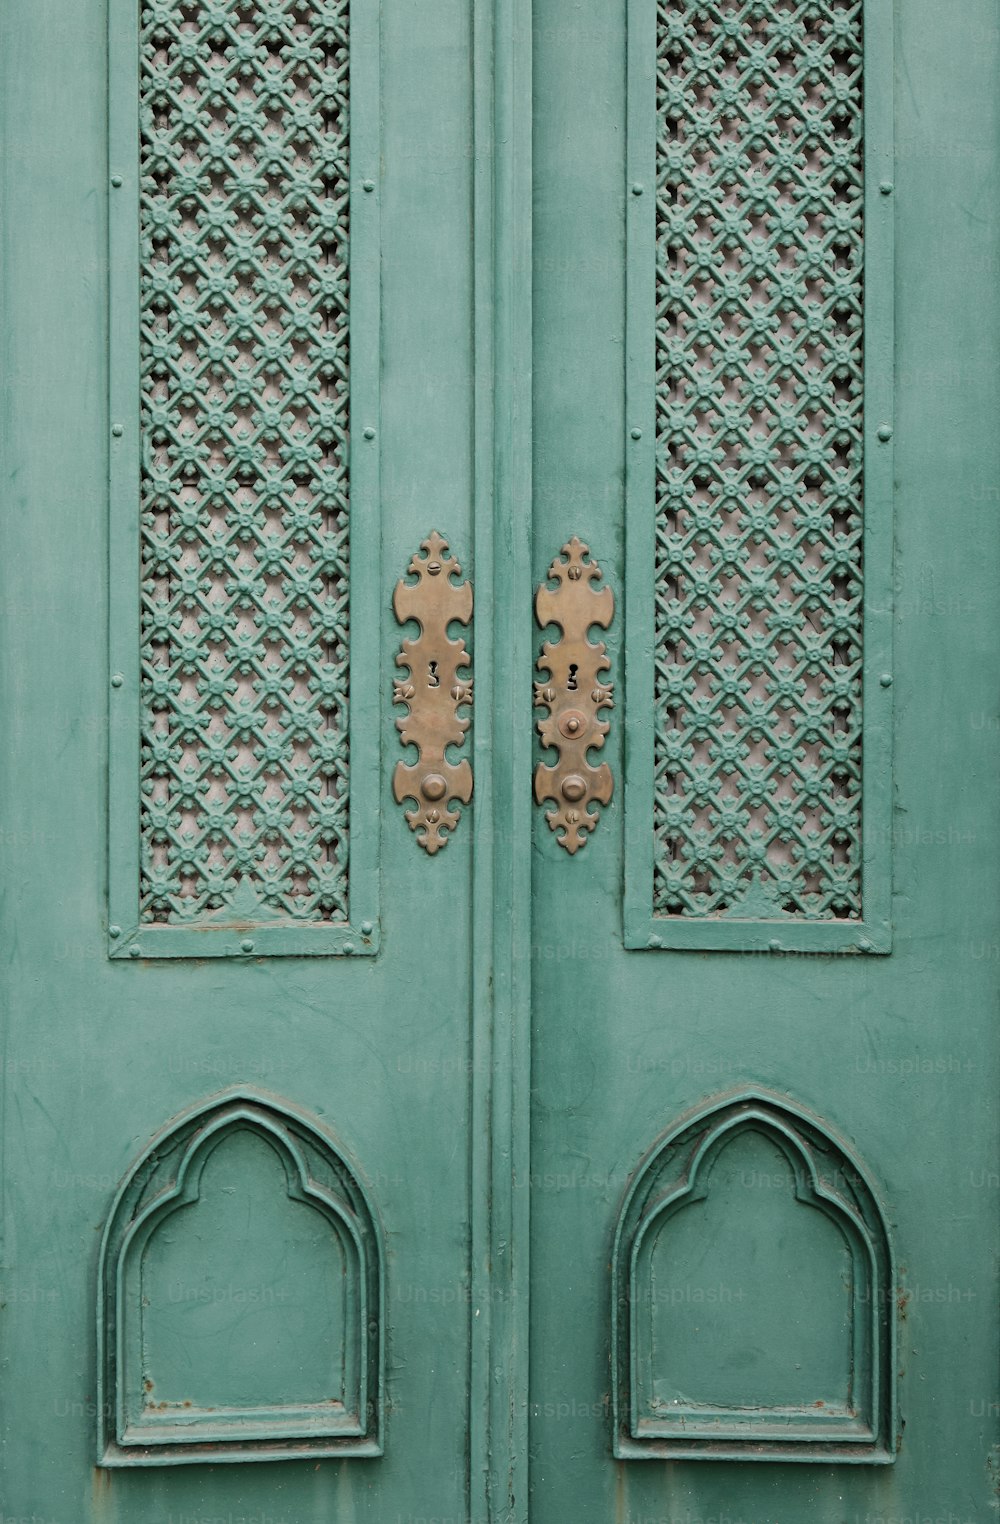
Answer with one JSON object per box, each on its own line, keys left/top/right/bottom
{"left": 392, "top": 533, "right": 473, "bottom": 853}
{"left": 533, "top": 538, "right": 614, "bottom": 853}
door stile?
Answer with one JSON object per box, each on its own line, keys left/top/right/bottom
{"left": 469, "top": 0, "right": 533, "bottom": 1517}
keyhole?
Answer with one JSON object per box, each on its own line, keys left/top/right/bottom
{"left": 428, "top": 661, "right": 440, "bottom": 688}
{"left": 567, "top": 663, "right": 579, "bottom": 691}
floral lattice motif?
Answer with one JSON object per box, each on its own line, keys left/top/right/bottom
{"left": 138, "top": 0, "right": 350, "bottom": 924}
{"left": 653, "top": 0, "right": 864, "bottom": 920}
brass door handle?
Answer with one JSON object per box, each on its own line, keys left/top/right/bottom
{"left": 533, "top": 538, "right": 614, "bottom": 852}
{"left": 392, "top": 533, "right": 473, "bottom": 853}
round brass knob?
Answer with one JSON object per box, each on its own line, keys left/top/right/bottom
{"left": 422, "top": 773, "right": 447, "bottom": 801}
{"left": 561, "top": 774, "right": 587, "bottom": 802}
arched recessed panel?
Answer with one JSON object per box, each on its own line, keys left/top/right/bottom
{"left": 98, "top": 1091, "right": 384, "bottom": 1466}
{"left": 612, "top": 1089, "right": 895, "bottom": 1463}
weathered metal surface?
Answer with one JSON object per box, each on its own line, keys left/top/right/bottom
{"left": 623, "top": 0, "right": 895, "bottom": 952}
{"left": 108, "top": 0, "right": 383, "bottom": 956}
{"left": 392, "top": 533, "right": 474, "bottom": 853}
{"left": 0, "top": 0, "right": 998, "bottom": 1520}
{"left": 533, "top": 539, "right": 614, "bottom": 853}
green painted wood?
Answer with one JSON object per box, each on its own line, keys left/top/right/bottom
{"left": 530, "top": 0, "right": 998, "bottom": 1517}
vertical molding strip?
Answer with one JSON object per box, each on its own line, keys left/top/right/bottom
{"left": 469, "top": 0, "right": 532, "bottom": 1516}
{"left": 623, "top": 0, "right": 894, "bottom": 954}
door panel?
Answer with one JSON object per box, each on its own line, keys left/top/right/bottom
{"left": 1, "top": 0, "right": 479, "bottom": 1516}
{"left": 530, "top": 0, "right": 998, "bottom": 1518}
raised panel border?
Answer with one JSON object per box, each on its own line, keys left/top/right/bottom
{"left": 623, "top": 0, "right": 895, "bottom": 954}
{"left": 97, "top": 1088, "right": 385, "bottom": 1466}
{"left": 106, "top": 0, "right": 382, "bottom": 957}
{"left": 612, "top": 1086, "right": 896, "bottom": 1464}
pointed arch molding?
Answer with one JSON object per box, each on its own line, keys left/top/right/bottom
{"left": 97, "top": 1091, "right": 384, "bottom": 1466}
{"left": 612, "top": 1089, "right": 896, "bottom": 1464}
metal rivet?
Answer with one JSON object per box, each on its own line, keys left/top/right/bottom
{"left": 128, "top": 944, "right": 141, "bottom": 958}
{"left": 344, "top": 942, "right": 355, "bottom": 955}
{"left": 111, "top": 424, "right": 124, "bottom": 438}
{"left": 858, "top": 938, "right": 873, "bottom": 953}
{"left": 648, "top": 935, "right": 662, "bottom": 949}
{"left": 769, "top": 939, "right": 782, "bottom": 953}
{"left": 630, "top": 427, "right": 642, "bottom": 440}
{"left": 109, "top": 925, "right": 121, "bottom": 939}
{"left": 362, "top": 179, "right": 375, "bottom": 192}
{"left": 631, "top": 182, "right": 644, "bottom": 196}
{"left": 240, "top": 938, "right": 254, "bottom": 953}
{"left": 877, "top": 425, "right": 892, "bottom": 442}
{"left": 360, "top": 920, "right": 373, "bottom": 936}
{"left": 363, "top": 427, "right": 375, "bottom": 440}
{"left": 880, "top": 672, "right": 893, "bottom": 688}
{"left": 111, "top": 175, "right": 123, "bottom": 188}
{"left": 111, "top": 673, "right": 124, "bottom": 688}
{"left": 879, "top": 181, "right": 893, "bottom": 195}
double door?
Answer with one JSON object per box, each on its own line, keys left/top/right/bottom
{"left": 1, "top": 1, "right": 997, "bottom": 1520}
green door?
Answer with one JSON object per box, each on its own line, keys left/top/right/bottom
{"left": 1, "top": 2, "right": 997, "bottom": 1523}
{"left": 528, "top": 0, "right": 999, "bottom": 1517}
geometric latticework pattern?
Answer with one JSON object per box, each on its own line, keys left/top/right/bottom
{"left": 653, "top": 0, "right": 864, "bottom": 920}
{"left": 138, "top": 0, "right": 350, "bottom": 923}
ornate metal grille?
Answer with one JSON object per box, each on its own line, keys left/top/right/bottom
{"left": 653, "top": 0, "right": 864, "bottom": 921}
{"left": 138, "top": 0, "right": 351, "bottom": 925}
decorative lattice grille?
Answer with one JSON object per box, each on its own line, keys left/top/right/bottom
{"left": 138, "top": 0, "right": 350, "bottom": 924}
{"left": 653, "top": 0, "right": 864, "bottom": 921}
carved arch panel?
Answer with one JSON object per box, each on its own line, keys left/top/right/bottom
{"left": 98, "top": 1090, "right": 384, "bottom": 1466}
{"left": 612, "top": 1088, "right": 895, "bottom": 1463}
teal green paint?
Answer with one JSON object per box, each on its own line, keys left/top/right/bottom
{"left": 468, "top": 0, "right": 534, "bottom": 1515}
{"left": 2, "top": 0, "right": 479, "bottom": 1516}
{"left": 107, "top": 0, "right": 381, "bottom": 957}
{"left": 531, "top": 0, "right": 997, "bottom": 1518}
{"left": 623, "top": 0, "right": 895, "bottom": 954}
{"left": 1, "top": 1, "right": 998, "bottom": 1521}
